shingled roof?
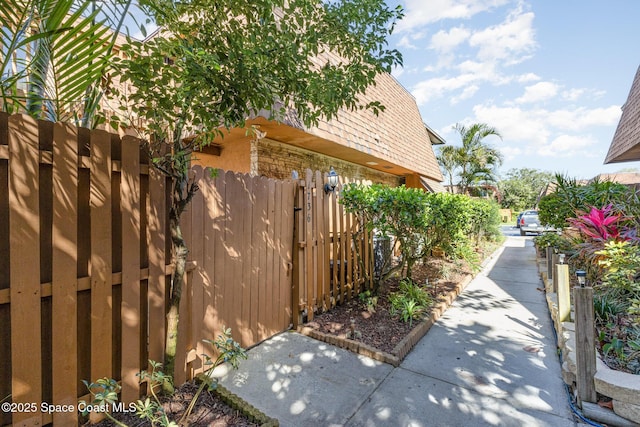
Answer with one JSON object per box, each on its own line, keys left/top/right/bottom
{"left": 276, "top": 72, "right": 444, "bottom": 182}
{"left": 605, "top": 65, "right": 640, "bottom": 163}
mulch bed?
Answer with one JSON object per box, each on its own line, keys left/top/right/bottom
{"left": 89, "top": 382, "right": 263, "bottom": 427}
{"left": 300, "top": 257, "right": 474, "bottom": 358}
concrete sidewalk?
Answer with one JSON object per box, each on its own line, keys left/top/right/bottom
{"left": 216, "top": 236, "right": 576, "bottom": 427}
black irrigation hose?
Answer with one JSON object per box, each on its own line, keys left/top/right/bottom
{"left": 546, "top": 303, "right": 604, "bottom": 427}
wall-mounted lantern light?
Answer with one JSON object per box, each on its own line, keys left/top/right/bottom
{"left": 576, "top": 270, "right": 587, "bottom": 287}
{"left": 324, "top": 166, "right": 339, "bottom": 193}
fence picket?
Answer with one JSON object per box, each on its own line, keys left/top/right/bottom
{"left": 8, "top": 114, "right": 43, "bottom": 427}
{"left": 51, "top": 122, "right": 79, "bottom": 426}
{"left": 120, "top": 136, "right": 141, "bottom": 402}
{"left": 147, "top": 161, "right": 166, "bottom": 368}
{"left": 240, "top": 173, "right": 254, "bottom": 345}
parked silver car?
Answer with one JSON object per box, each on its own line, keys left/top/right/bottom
{"left": 519, "top": 210, "right": 552, "bottom": 236}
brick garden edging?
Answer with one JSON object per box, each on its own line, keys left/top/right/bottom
{"left": 214, "top": 383, "right": 280, "bottom": 427}
{"left": 297, "top": 273, "right": 475, "bottom": 367}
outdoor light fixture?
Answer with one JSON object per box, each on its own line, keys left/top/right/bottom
{"left": 558, "top": 253, "right": 565, "bottom": 264}
{"left": 324, "top": 166, "right": 339, "bottom": 193}
{"left": 576, "top": 270, "right": 587, "bottom": 287}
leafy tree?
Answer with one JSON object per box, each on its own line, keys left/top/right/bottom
{"left": 0, "top": 0, "right": 133, "bottom": 126}
{"left": 498, "top": 168, "right": 554, "bottom": 212}
{"left": 454, "top": 123, "right": 503, "bottom": 195}
{"left": 112, "top": 0, "right": 403, "bottom": 389}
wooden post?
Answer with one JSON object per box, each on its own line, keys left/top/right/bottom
{"left": 556, "top": 264, "right": 571, "bottom": 323}
{"left": 551, "top": 253, "right": 559, "bottom": 293}
{"left": 574, "top": 285, "right": 597, "bottom": 405}
{"left": 546, "top": 246, "right": 554, "bottom": 280}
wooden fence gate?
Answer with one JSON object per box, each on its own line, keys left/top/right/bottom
{"left": 178, "top": 166, "right": 296, "bottom": 382}
{"left": 292, "top": 169, "right": 374, "bottom": 325}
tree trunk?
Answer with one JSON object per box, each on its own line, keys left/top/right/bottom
{"left": 163, "top": 169, "right": 197, "bottom": 394}
{"left": 163, "top": 213, "right": 188, "bottom": 393}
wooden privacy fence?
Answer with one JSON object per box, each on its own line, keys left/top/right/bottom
{"left": 177, "top": 166, "right": 296, "bottom": 381}
{"left": 292, "top": 169, "right": 374, "bottom": 325}
{"left": 0, "top": 111, "right": 374, "bottom": 426}
{"left": 0, "top": 113, "right": 170, "bottom": 426}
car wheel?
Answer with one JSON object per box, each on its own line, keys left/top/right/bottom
{"left": 520, "top": 229, "right": 525, "bottom": 236}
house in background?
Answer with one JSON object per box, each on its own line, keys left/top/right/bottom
{"left": 193, "top": 72, "right": 446, "bottom": 191}
{"left": 605, "top": 65, "right": 640, "bottom": 164}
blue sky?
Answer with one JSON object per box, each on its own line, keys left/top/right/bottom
{"left": 386, "top": 0, "right": 640, "bottom": 179}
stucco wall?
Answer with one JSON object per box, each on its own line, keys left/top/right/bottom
{"left": 191, "top": 139, "right": 251, "bottom": 173}
{"left": 256, "top": 138, "right": 402, "bottom": 186}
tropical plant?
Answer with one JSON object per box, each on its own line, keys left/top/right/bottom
{"left": 569, "top": 204, "right": 634, "bottom": 242}
{"left": 538, "top": 174, "right": 639, "bottom": 230}
{"left": 452, "top": 123, "right": 503, "bottom": 195}
{"left": 0, "top": 0, "right": 133, "bottom": 126}
{"left": 111, "top": 0, "right": 403, "bottom": 388}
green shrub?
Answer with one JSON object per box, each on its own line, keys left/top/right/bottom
{"left": 532, "top": 233, "right": 572, "bottom": 253}
{"left": 467, "top": 198, "right": 502, "bottom": 244}
{"left": 424, "top": 192, "right": 472, "bottom": 255}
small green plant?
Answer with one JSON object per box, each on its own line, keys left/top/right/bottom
{"left": 389, "top": 279, "right": 432, "bottom": 327}
{"left": 81, "top": 328, "right": 247, "bottom": 427}
{"left": 596, "top": 240, "right": 640, "bottom": 297}
{"left": 358, "top": 290, "right": 378, "bottom": 313}
{"left": 80, "top": 378, "right": 129, "bottom": 427}
{"left": 180, "top": 327, "right": 247, "bottom": 424}
{"left": 532, "top": 233, "right": 571, "bottom": 253}
{"left": 452, "top": 242, "right": 480, "bottom": 272}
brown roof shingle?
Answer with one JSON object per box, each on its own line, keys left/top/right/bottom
{"left": 280, "top": 71, "right": 444, "bottom": 182}
{"left": 605, "top": 65, "right": 640, "bottom": 163}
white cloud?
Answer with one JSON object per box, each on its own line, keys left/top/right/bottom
{"left": 538, "top": 135, "right": 598, "bottom": 157}
{"left": 451, "top": 84, "right": 480, "bottom": 103}
{"left": 500, "top": 146, "right": 524, "bottom": 160}
{"left": 516, "top": 73, "right": 541, "bottom": 83}
{"left": 468, "top": 7, "right": 536, "bottom": 64}
{"left": 391, "top": 65, "right": 405, "bottom": 78}
{"left": 471, "top": 103, "right": 622, "bottom": 158}
{"left": 515, "top": 81, "right": 559, "bottom": 104}
{"left": 405, "top": 3, "right": 538, "bottom": 105}
{"left": 397, "top": 0, "right": 512, "bottom": 33}
{"left": 561, "top": 88, "right": 585, "bottom": 102}
{"left": 411, "top": 73, "right": 478, "bottom": 105}
{"left": 430, "top": 26, "right": 471, "bottom": 52}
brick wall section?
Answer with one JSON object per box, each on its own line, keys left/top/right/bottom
{"left": 257, "top": 138, "right": 402, "bottom": 186}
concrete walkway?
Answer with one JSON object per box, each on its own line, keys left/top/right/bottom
{"left": 216, "top": 235, "right": 576, "bottom": 427}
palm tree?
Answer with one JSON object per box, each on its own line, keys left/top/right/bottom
{"left": 436, "top": 144, "right": 459, "bottom": 193}
{"left": 0, "top": 0, "right": 133, "bottom": 127}
{"left": 454, "top": 123, "right": 503, "bottom": 195}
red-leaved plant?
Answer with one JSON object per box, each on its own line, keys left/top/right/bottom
{"left": 568, "top": 204, "right": 636, "bottom": 242}
{"left": 568, "top": 204, "right": 638, "bottom": 280}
